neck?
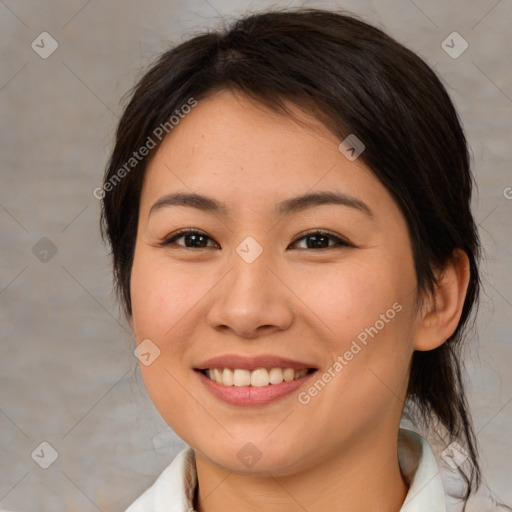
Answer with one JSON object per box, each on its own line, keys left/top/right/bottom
{"left": 193, "top": 427, "right": 409, "bottom": 512}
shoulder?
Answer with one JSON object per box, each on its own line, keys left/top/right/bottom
{"left": 398, "top": 427, "right": 446, "bottom": 511}
{"left": 399, "top": 424, "right": 511, "bottom": 512}
{"left": 124, "top": 446, "right": 196, "bottom": 512}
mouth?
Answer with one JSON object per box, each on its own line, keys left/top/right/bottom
{"left": 194, "top": 366, "right": 318, "bottom": 406}
{"left": 193, "top": 354, "right": 319, "bottom": 405}
{"left": 196, "top": 367, "right": 317, "bottom": 387}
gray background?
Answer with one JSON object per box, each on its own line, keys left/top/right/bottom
{"left": 0, "top": 0, "right": 511, "bottom": 510}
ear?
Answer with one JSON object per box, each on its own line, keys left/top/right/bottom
{"left": 413, "top": 249, "right": 471, "bottom": 351}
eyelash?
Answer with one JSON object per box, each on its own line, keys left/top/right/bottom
{"left": 158, "top": 228, "right": 354, "bottom": 250}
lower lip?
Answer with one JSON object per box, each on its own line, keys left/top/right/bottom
{"left": 196, "top": 370, "right": 317, "bottom": 406}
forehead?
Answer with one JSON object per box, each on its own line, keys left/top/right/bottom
{"left": 140, "top": 90, "right": 395, "bottom": 220}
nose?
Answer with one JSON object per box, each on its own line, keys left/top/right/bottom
{"left": 206, "top": 246, "right": 294, "bottom": 339}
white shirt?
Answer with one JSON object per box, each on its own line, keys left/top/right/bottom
{"left": 125, "top": 428, "right": 447, "bottom": 512}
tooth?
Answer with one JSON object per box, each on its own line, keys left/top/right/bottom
{"left": 222, "top": 368, "right": 234, "bottom": 386}
{"left": 283, "top": 368, "right": 295, "bottom": 382}
{"left": 268, "top": 367, "right": 284, "bottom": 384}
{"left": 233, "top": 369, "right": 251, "bottom": 386}
{"left": 213, "top": 368, "right": 223, "bottom": 384}
{"left": 251, "top": 368, "right": 270, "bottom": 387}
{"left": 207, "top": 367, "right": 309, "bottom": 386}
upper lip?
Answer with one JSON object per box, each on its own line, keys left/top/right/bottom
{"left": 195, "top": 354, "right": 318, "bottom": 371}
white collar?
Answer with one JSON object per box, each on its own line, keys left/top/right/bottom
{"left": 125, "top": 427, "right": 446, "bottom": 512}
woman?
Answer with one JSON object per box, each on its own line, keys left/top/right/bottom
{"left": 100, "top": 8, "right": 510, "bottom": 512}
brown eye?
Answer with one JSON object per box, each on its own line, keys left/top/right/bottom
{"left": 290, "top": 230, "right": 353, "bottom": 250}
{"left": 160, "top": 229, "right": 220, "bottom": 249}
{"left": 159, "top": 228, "right": 353, "bottom": 250}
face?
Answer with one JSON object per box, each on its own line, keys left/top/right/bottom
{"left": 129, "top": 89, "right": 421, "bottom": 475}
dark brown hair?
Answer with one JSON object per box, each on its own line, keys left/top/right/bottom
{"left": 101, "top": 8, "right": 488, "bottom": 507}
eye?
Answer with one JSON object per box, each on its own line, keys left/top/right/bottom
{"left": 158, "top": 228, "right": 353, "bottom": 250}
{"left": 159, "top": 229, "right": 220, "bottom": 249}
{"left": 289, "top": 230, "right": 353, "bottom": 250}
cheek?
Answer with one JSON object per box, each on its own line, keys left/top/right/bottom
{"left": 130, "top": 251, "right": 199, "bottom": 339}
{"left": 296, "top": 256, "right": 416, "bottom": 401}
{"left": 129, "top": 250, "right": 201, "bottom": 428}
{"left": 322, "top": 261, "right": 415, "bottom": 404}
{"left": 294, "top": 258, "right": 407, "bottom": 346}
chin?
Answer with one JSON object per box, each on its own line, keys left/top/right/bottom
{"left": 198, "top": 439, "right": 308, "bottom": 477}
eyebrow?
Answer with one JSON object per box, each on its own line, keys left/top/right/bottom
{"left": 148, "top": 190, "right": 373, "bottom": 219}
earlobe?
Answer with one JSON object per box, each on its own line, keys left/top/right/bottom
{"left": 414, "top": 249, "right": 471, "bottom": 351}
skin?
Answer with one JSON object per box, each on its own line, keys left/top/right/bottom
{"left": 129, "top": 89, "right": 470, "bottom": 512}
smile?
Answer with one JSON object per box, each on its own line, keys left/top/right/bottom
{"left": 201, "top": 367, "right": 315, "bottom": 387}
{"left": 195, "top": 367, "right": 318, "bottom": 406}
